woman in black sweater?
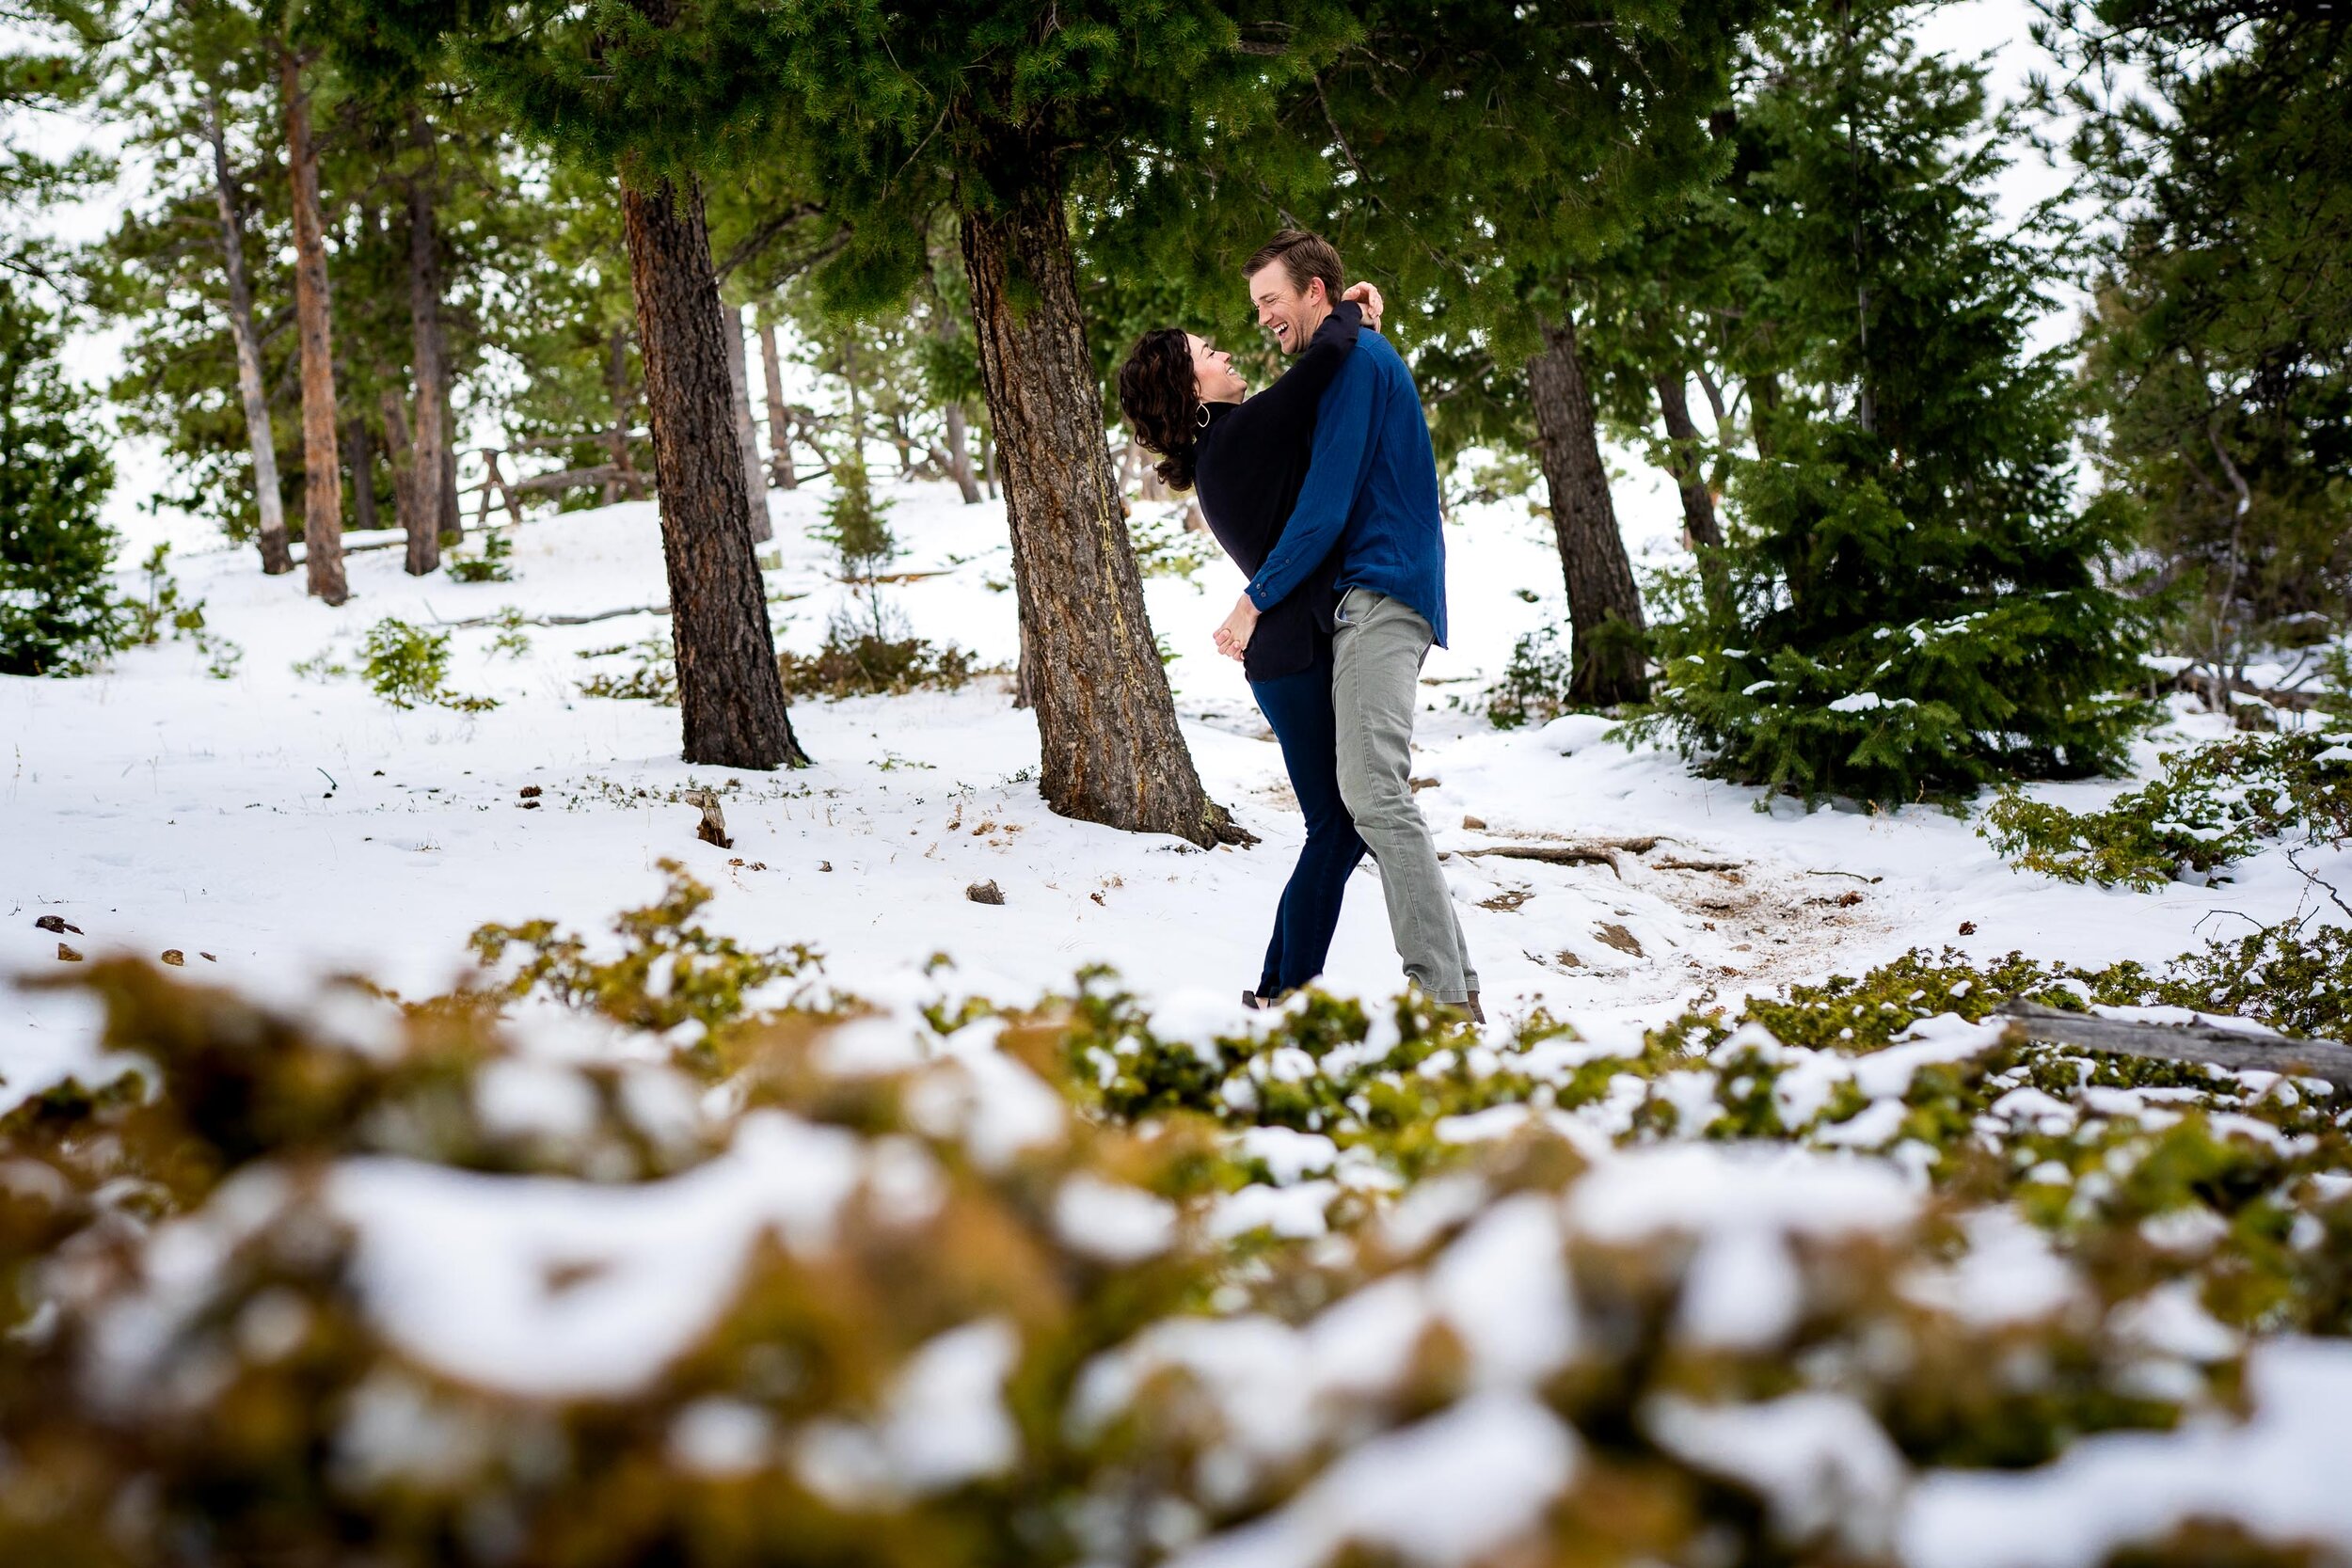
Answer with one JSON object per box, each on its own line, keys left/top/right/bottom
{"left": 1116, "top": 289, "right": 1381, "bottom": 1006}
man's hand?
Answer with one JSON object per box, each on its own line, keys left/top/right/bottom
{"left": 1342, "top": 280, "right": 1385, "bottom": 332}
{"left": 1214, "top": 594, "right": 1261, "bottom": 662}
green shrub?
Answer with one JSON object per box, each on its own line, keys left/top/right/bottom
{"left": 1486, "top": 622, "right": 1578, "bottom": 729}
{"left": 577, "top": 634, "right": 679, "bottom": 704}
{"left": 446, "top": 528, "right": 515, "bottom": 583}
{"left": 1980, "top": 731, "right": 2352, "bottom": 888}
{"left": 122, "top": 543, "right": 241, "bottom": 677}
{"left": 360, "top": 616, "right": 498, "bottom": 712}
{"left": 777, "top": 620, "right": 977, "bottom": 700}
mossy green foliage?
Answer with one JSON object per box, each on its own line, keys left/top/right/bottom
{"left": 1981, "top": 731, "right": 2352, "bottom": 889}
{"left": 466, "top": 857, "right": 821, "bottom": 1050}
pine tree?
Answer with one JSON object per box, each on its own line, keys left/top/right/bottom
{"left": 1083, "top": 0, "right": 1752, "bottom": 707}
{"left": 319, "top": 0, "right": 808, "bottom": 768}
{"left": 2042, "top": 3, "right": 2352, "bottom": 669}
{"left": 1639, "top": 0, "right": 2149, "bottom": 805}
{"left": 747, "top": 2, "right": 1339, "bottom": 844}
{"left": 0, "top": 293, "right": 120, "bottom": 676}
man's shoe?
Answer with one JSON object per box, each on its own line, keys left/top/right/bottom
{"left": 1242, "top": 990, "right": 1263, "bottom": 1010}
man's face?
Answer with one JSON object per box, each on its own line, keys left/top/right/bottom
{"left": 1248, "top": 263, "right": 1327, "bottom": 356}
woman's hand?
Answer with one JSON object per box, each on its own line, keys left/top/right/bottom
{"left": 1214, "top": 594, "right": 1260, "bottom": 661}
{"left": 1342, "top": 280, "right": 1385, "bottom": 332}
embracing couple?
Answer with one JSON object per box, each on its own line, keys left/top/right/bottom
{"left": 1118, "top": 230, "right": 1482, "bottom": 1024}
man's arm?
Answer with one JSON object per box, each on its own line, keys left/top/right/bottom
{"left": 1247, "top": 352, "right": 1378, "bottom": 613}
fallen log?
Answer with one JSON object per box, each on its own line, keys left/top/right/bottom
{"left": 1459, "top": 844, "right": 1631, "bottom": 877}
{"left": 430, "top": 603, "right": 670, "bottom": 629}
{"left": 1995, "top": 1000, "right": 2352, "bottom": 1092}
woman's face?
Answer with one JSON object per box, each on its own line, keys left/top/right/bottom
{"left": 1189, "top": 334, "right": 1248, "bottom": 404}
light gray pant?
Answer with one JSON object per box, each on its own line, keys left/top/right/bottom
{"left": 1332, "top": 587, "right": 1478, "bottom": 1003}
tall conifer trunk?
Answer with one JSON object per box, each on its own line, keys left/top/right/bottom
{"left": 757, "top": 321, "right": 796, "bottom": 490}
{"left": 956, "top": 167, "right": 1237, "bottom": 845}
{"left": 1527, "top": 313, "right": 1645, "bottom": 704}
{"left": 404, "top": 107, "right": 447, "bottom": 577}
{"left": 1652, "top": 370, "right": 1723, "bottom": 551}
{"left": 200, "top": 82, "right": 293, "bottom": 577}
{"left": 723, "top": 304, "right": 771, "bottom": 542}
{"left": 278, "top": 43, "right": 345, "bottom": 604}
{"left": 620, "top": 164, "right": 804, "bottom": 768}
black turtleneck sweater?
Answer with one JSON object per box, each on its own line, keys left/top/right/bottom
{"left": 1191, "top": 300, "right": 1363, "bottom": 681}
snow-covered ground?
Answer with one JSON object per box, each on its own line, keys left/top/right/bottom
{"left": 6, "top": 475, "right": 2342, "bottom": 1105}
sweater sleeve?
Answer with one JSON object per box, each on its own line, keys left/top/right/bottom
{"left": 1237, "top": 300, "right": 1361, "bottom": 443}
{"left": 1246, "top": 349, "right": 1379, "bottom": 612}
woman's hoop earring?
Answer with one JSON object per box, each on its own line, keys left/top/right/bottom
{"left": 1196, "top": 404, "right": 1212, "bottom": 429}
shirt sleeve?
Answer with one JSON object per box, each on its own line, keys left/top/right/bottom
{"left": 1239, "top": 300, "right": 1361, "bottom": 442}
{"left": 1247, "top": 350, "right": 1379, "bottom": 612}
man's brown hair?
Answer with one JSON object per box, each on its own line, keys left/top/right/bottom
{"left": 1244, "top": 229, "right": 1343, "bottom": 304}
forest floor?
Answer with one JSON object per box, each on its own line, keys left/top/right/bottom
{"left": 4, "top": 476, "right": 2336, "bottom": 1102}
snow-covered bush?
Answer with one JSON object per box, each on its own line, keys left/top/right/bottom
{"left": 4, "top": 877, "right": 2348, "bottom": 1567}
{"left": 1980, "top": 731, "right": 2352, "bottom": 889}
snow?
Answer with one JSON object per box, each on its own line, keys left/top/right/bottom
{"left": 9, "top": 477, "right": 2337, "bottom": 1111}
{"left": 13, "top": 476, "right": 2352, "bottom": 1561}
{"left": 1167, "top": 1391, "right": 1580, "bottom": 1568}
{"left": 1899, "top": 1338, "right": 2352, "bottom": 1568}
{"left": 321, "top": 1110, "right": 873, "bottom": 1398}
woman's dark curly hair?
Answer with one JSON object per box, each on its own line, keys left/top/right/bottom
{"left": 1116, "top": 327, "right": 1201, "bottom": 492}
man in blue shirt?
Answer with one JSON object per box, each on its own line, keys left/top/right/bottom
{"left": 1214, "top": 230, "right": 1480, "bottom": 1021}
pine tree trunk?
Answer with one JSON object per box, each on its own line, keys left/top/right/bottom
{"left": 1527, "top": 313, "right": 1645, "bottom": 705}
{"left": 981, "top": 426, "right": 995, "bottom": 499}
{"left": 621, "top": 166, "right": 805, "bottom": 768}
{"left": 346, "top": 417, "right": 377, "bottom": 532}
{"left": 378, "top": 385, "right": 416, "bottom": 539}
{"left": 929, "top": 306, "right": 980, "bottom": 503}
{"left": 404, "top": 107, "right": 447, "bottom": 577}
{"left": 957, "top": 173, "right": 1237, "bottom": 845}
{"left": 757, "top": 320, "right": 796, "bottom": 489}
{"left": 605, "top": 323, "right": 641, "bottom": 501}
{"left": 201, "top": 82, "right": 293, "bottom": 577}
{"left": 1652, "top": 370, "right": 1723, "bottom": 551}
{"left": 942, "top": 399, "right": 980, "bottom": 503}
{"left": 278, "top": 44, "right": 345, "bottom": 605}
{"left": 723, "top": 304, "right": 770, "bottom": 542}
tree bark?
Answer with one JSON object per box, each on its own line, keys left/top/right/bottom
{"left": 604, "top": 323, "right": 644, "bottom": 502}
{"left": 941, "top": 397, "right": 981, "bottom": 503}
{"left": 278, "top": 44, "right": 345, "bottom": 604}
{"left": 757, "top": 319, "right": 797, "bottom": 489}
{"left": 403, "top": 107, "right": 447, "bottom": 576}
{"left": 1652, "top": 369, "right": 1723, "bottom": 551}
{"left": 1527, "top": 313, "right": 1645, "bottom": 705}
{"left": 723, "top": 303, "right": 771, "bottom": 542}
{"left": 934, "top": 302, "right": 982, "bottom": 505}
{"left": 200, "top": 82, "right": 293, "bottom": 576}
{"left": 621, "top": 166, "right": 805, "bottom": 768}
{"left": 957, "top": 173, "right": 1238, "bottom": 845}
{"left": 378, "top": 384, "right": 416, "bottom": 539}
{"left": 345, "top": 416, "right": 377, "bottom": 532}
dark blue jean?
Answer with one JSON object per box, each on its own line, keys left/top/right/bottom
{"left": 1249, "top": 641, "right": 1369, "bottom": 997}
